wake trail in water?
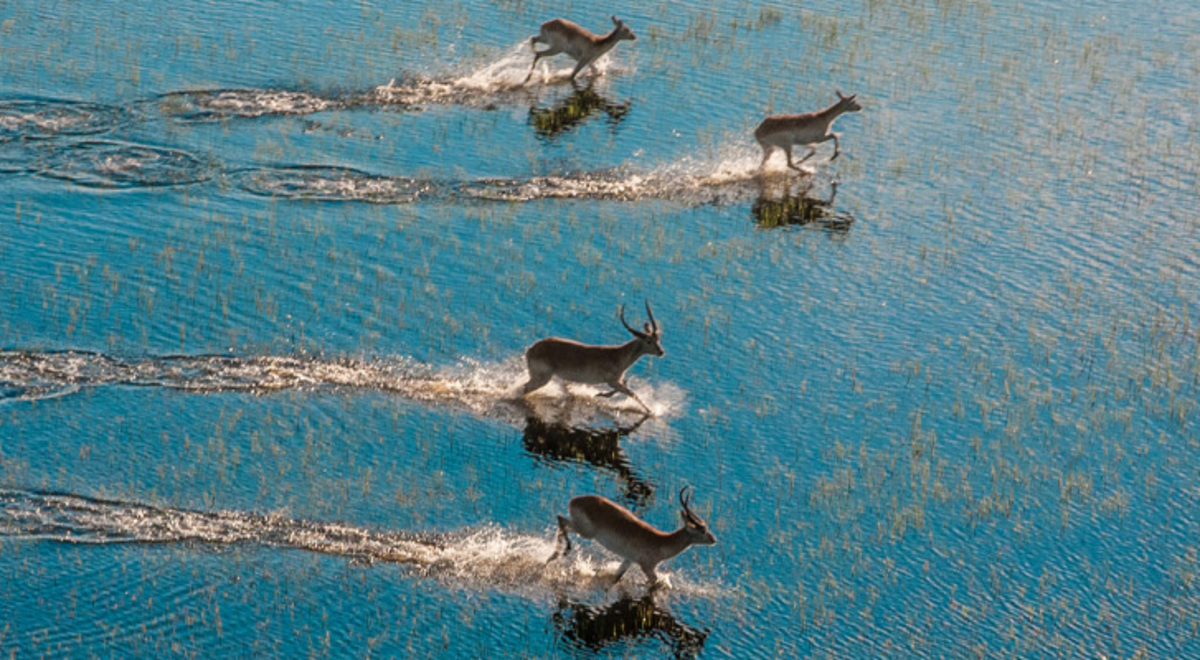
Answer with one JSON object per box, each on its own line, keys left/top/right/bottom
{"left": 0, "top": 488, "right": 718, "bottom": 599}
{"left": 0, "top": 349, "right": 685, "bottom": 426}
{"left": 0, "top": 97, "right": 135, "bottom": 141}
{"left": 158, "top": 42, "right": 627, "bottom": 122}
{"left": 229, "top": 145, "right": 766, "bottom": 205}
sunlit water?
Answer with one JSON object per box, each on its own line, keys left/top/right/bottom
{"left": 1, "top": 0, "right": 1199, "bottom": 657}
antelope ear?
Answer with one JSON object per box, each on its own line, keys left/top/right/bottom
{"left": 836, "top": 90, "right": 845, "bottom": 100}
{"left": 643, "top": 322, "right": 653, "bottom": 334}
{"left": 612, "top": 15, "right": 621, "bottom": 25}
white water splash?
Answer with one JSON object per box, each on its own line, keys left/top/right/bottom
{"left": 158, "top": 89, "right": 337, "bottom": 121}
{"left": 0, "top": 489, "right": 719, "bottom": 599}
{"left": 372, "top": 41, "right": 630, "bottom": 107}
{"left": 0, "top": 350, "right": 684, "bottom": 428}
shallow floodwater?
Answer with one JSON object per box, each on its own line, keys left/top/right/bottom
{"left": 1, "top": 0, "right": 1199, "bottom": 657}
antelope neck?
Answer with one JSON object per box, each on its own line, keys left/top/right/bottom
{"left": 651, "top": 526, "right": 695, "bottom": 561}
{"left": 818, "top": 100, "right": 853, "bottom": 122}
{"left": 596, "top": 27, "right": 623, "bottom": 49}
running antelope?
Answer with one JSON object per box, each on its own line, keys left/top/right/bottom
{"left": 521, "top": 302, "right": 663, "bottom": 413}
{"left": 525, "top": 16, "right": 637, "bottom": 84}
{"left": 755, "top": 91, "right": 862, "bottom": 172}
{"left": 547, "top": 487, "right": 717, "bottom": 586}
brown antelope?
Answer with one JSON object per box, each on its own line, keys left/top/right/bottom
{"left": 547, "top": 486, "right": 717, "bottom": 586}
{"left": 755, "top": 91, "right": 862, "bottom": 172}
{"left": 525, "top": 16, "right": 637, "bottom": 84}
{"left": 521, "top": 302, "right": 663, "bottom": 413}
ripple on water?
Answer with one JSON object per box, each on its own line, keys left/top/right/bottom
{"left": 228, "top": 165, "right": 435, "bottom": 203}
{"left": 35, "top": 140, "right": 214, "bottom": 189}
{"left": 156, "top": 89, "right": 340, "bottom": 121}
{"left": 0, "top": 97, "right": 133, "bottom": 141}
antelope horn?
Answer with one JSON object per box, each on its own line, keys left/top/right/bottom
{"left": 679, "top": 485, "right": 695, "bottom": 519}
{"left": 644, "top": 300, "right": 658, "bottom": 334}
{"left": 619, "top": 304, "right": 647, "bottom": 338}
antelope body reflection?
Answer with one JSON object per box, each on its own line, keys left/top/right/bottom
{"left": 553, "top": 594, "right": 709, "bottom": 659}
{"left": 523, "top": 415, "right": 655, "bottom": 508}
{"left": 528, "top": 84, "right": 631, "bottom": 140}
{"left": 753, "top": 180, "right": 853, "bottom": 232}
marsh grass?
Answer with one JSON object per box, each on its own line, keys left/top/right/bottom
{"left": 2, "top": 0, "right": 1200, "bottom": 655}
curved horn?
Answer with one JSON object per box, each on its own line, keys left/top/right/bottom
{"left": 679, "top": 485, "right": 695, "bottom": 519}
{"left": 644, "top": 300, "right": 658, "bottom": 334}
{"left": 619, "top": 304, "right": 647, "bottom": 338}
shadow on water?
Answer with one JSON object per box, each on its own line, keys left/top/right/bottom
{"left": 752, "top": 178, "right": 854, "bottom": 233}
{"left": 522, "top": 414, "right": 655, "bottom": 510}
{"left": 552, "top": 593, "right": 709, "bottom": 659}
{"left": 528, "top": 82, "right": 631, "bottom": 141}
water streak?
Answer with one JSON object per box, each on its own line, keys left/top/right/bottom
{"left": 156, "top": 89, "right": 340, "bottom": 122}
{"left": 229, "top": 148, "right": 767, "bottom": 205}
{"left": 228, "top": 165, "right": 436, "bottom": 204}
{"left": 155, "top": 43, "right": 628, "bottom": 122}
{"left": 0, "top": 488, "right": 716, "bottom": 598}
{"left": 0, "top": 350, "right": 684, "bottom": 426}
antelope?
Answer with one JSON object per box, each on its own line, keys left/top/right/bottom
{"left": 521, "top": 302, "right": 663, "bottom": 414}
{"left": 547, "top": 486, "right": 717, "bottom": 586}
{"left": 525, "top": 16, "right": 637, "bottom": 84}
{"left": 755, "top": 91, "right": 862, "bottom": 172}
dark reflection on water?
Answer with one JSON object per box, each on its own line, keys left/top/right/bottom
{"left": 752, "top": 179, "right": 853, "bottom": 233}
{"left": 528, "top": 83, "right": 631, "bottom": 141}
{"left": 552, "top": 593, "right": 709, "bottom": 659}
{"left": 522, "top": 415, "right": 655, "bottom": 510}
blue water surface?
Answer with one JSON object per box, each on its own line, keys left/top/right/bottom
{"left": 2, "top": 0, "right": 1199, "bottom": 657}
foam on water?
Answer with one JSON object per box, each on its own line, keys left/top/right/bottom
{"left": 0, "top": 488, "right": 719, "bottom": 599}
{"left": 228, "top": 150, "right": 768, "bottom": 205}
{"left": 156, "top": 89, "right": 341, "bottom": 122}
{"left": 371, "top": 42, "right": 628, "bottom": 108}
{"left": 228, "top": 165, "right": 436, "bottom": 203}
{"left": 152, "top": 42, "right": 630, "bottom": 123}
{"left": 0, "top": 97, "right": 133, "bottom": 140}
{"left": 0, "top": 350, "right": 684, "bottom": 427}
{"left": 35, "top": 140, "right": 216, "bottom": 188}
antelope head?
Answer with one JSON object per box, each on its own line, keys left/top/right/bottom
{"left": 835, "top": 90, "right": 862, "bottom": 114}
{"left": 619, "top": 301, "right": 664, "bottom": 358}
{"left": 611, "top": 16, "right": 637, "bottom": 41}
{"left": 678, "top": 486, "right": 717, "bottom": 545}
